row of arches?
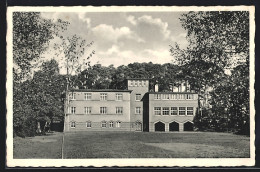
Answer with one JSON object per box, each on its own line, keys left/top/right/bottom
{"left": 155, "top": 121, "right": 193, "bottom": 132}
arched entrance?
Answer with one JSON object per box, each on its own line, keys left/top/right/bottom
{"left": 184, "top": 121, "right": 193, "bottom": 131}
{"left": 155, "top": 121, "right": 165, "bottom": 132}
{"left": 169, "top": 121, "right": 179, "bottom": 131}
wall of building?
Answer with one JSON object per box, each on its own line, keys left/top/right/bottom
{"left": 127, "top": 79, "right": 149, "bottom": 131}
{"left": 65, "top": 91, "right": 131, "bottom": 131}
{"left": 148, "top": 93, "right": 198, "bottom": 132}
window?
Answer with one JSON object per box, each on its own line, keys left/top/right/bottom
{"left": 100, "top": 107, "right": 107, "bottom": 114}
{"left": 71, "top": 121, "right": 76, "bottom": 128}
{"left": 70, "top": 93, "right": 76, "bottom": 100}
{"left": 71, "top": 107, "right": 76, "bottom": 114}
{"left": 154, "top": 94, "right": 161, "bottom": 100}
{"left": 135, "top": 107, "right": 141, "bottom": 114}
{"left": 162, "top": 94, "right": 170, "bottom": 100}
{"left": 85, "top": 93, "right": 92, "bottom": 100}
{"left": 116, "top": 107, "right": 123, "bottom": 114}
{"left": 101, "top": 121, "right": 107, "bottom": 128}
{"left": 187, "top": 107, "right": 194, "bottom": 115}
{"left": 116, "top": 121, "right": 121, "bottom": 128}
{"left": 139, "top": 81, "right": 142, "bottom": 86}
{"left": 143, "top": 81, "right": 146, "bottom": 86}
{"left": 179, "top": 107, "right": 186, "bottom": 115}
{"left": 170, "top": 107, "right": 178, "bottom": 115}
{"left": 135, "top": 94, "right": 141, "bottom": 101}
{"left": 135, "top": 81, "right": 138, "bottom": 86}
{"left": 162, "top": 107, "right": 170, "bottom": 115}
{"left": 170, "top": 94, "right": 178, "bottom": 100}
{"left": 116, "top": 93, "right": 123, "bottom": 101}
{"left": 130, "top": 81, "right": 133, "bottom": 86}
{"left": 84, "top": 107, "right": 91, "bottom": 114}
{"left": 86, "top": 121, "right": 91, "bottom": 128}
{"left": 186, "top": 94, "right": 193, "bottom": 100}
{"left": 109, "top": 121, "right": 114, "bottom": 128}
{"left": 179, "top": 94, "right": 186, "bottom": 100}
{"left": 154, "top": 107, "right": 161, "bottom": 115}
{"left": 100, "top": 93, "right": 107, "bottom": 100}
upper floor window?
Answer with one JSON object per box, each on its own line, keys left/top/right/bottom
{"left": 187, "top": 107, "right": 194, "bottom": 115}
{"left": 135, "top": 107, "right": 141, "bottom": 114}
{"left": 143, "top": 81, "right": 146, "bottom": 86}
{"left": 162, "top": 94, "right": 170, "bottom": 100}
{"left": 135, "top": 81, "right": 138, "bottom": 86}
{"left": 69, "top": 93, "right": 76, "bottom": 100}
{"left": 179, "top": 107, "right": 186, "bottom": 115}
{"left": 85, "top": 93, "right": 92, "bottom": 100}
{"left": 116, "top": 93, "right": 123, "bottom": 101}
{"left": 186, "top": 94, "right": 193, "bottom": 100}
{"left": 71, "top": 107, "right": 76, "bottom": 114}
{"left": 135, "top": 94, "right": 141, "bottom": 101}
{"left": 100, "top": 107, "right": 107, "bottom": 114}
{"left": 154, "top": 94, "right": 161, "bottom": 100}
{"left": 84, "top": 107, "right": 91, "bottom": 114}
{"left": 154, "top": 107, "right": 161, "bottom": 115}
{"left": 170, "top": 107, "right": 178, "bottom": 115}
{"left": 116, "top": 107, "right": 123, "bottom": 114}
{"left": 130, "top": 81, "right": 133, "bottom": 86}
{"left": 179, "top": 94, "right": 186, "bottom": 100}
{"left": 100, "top": 93, "right": 107, "bottom": 100}
{"left": 138, "top": 81, "right": 142, "bottom": 86}
{"left": 162, "top": 107, "right": 169, "bottom": 115}
{"left": 170, "top": 94, "right": 178, "bottom": 100}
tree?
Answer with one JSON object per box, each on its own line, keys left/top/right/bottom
{"left": 170, "top": 11, "right": 249, "bottom": 69}
{"left": 13, "top": 59, "right": 67, "bottom": 137}
{"left": 170, "top": 11, "right": 250, "bottom": 134}
{"left": 13, "top": 12, "right": 68, "bottom": 81}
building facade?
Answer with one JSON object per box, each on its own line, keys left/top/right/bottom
{"left": 64, "top": 79, "right": 198, "bottom": 132}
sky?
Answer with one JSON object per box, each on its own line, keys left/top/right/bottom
{"left": 41, "top": 12, "right": 189, "bottom": 74}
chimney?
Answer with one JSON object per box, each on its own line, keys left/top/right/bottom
{"left": 155, "top": 84, "right": 159, "bottom": 92}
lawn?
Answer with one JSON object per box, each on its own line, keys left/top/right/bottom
{"left": 13, "top": 131, "right": 250, "bottom": 159}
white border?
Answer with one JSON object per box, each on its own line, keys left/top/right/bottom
{"left": 6, "top": 6, "right": 255, "bottom": 167}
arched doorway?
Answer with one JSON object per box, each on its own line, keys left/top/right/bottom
{"left": 135, "top": 121, "right": 142, "bottom": 131}
{"left": 155, "top": 122, "right": 165, "bottom": 132}
{"left": 169, "top": 121, "right": 179, "bottom": 131}
{"left": 184, "top": 121, "right": 193, "bottom": 131}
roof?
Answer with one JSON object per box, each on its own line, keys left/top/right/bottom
{"left": 149, "top": 92, "right": 198, "bottom": 94}
{"left": 126, "top": 78, "right": 150, "bottom": 80}
{"left": 69, "top": 89, "right": 133, "bottom": 93}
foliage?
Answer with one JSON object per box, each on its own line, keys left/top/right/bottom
{"left": 13, "top": 60, "right": 66, "bottom": 137}
{"left": 170, "top": 11, "right": 250, "bottom": 135}
{"left": 13, "top": 12, "right": 68, "bottom": 81}
{"left": 170, "top": 11, "right": 249, "bottom": 68}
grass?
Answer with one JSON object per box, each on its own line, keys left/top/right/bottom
{"left": 13, "top": 131, "right": 250, "bottom": 159}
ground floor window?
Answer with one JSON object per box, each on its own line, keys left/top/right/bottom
{"left": 109, "top": 121, "right": 114, "bottom": 128}
{"left": 116, "top": 121, "right": 121, "bottom": 128}
{"left": 86, "top": 121, "right": 91, "bottom": 128}
{"left": 71, "top": 121, "right": 76, "bottom": 128}
{"left": 101, "top": 121, "right": 107, "bottom": 128}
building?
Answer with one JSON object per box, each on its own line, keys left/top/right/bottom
{"left": 64, "top": 79, "right": 198, "bottom": 132}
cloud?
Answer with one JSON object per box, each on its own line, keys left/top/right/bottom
{"left": 127, "top": 15, "right": 171, "bottom": 42}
